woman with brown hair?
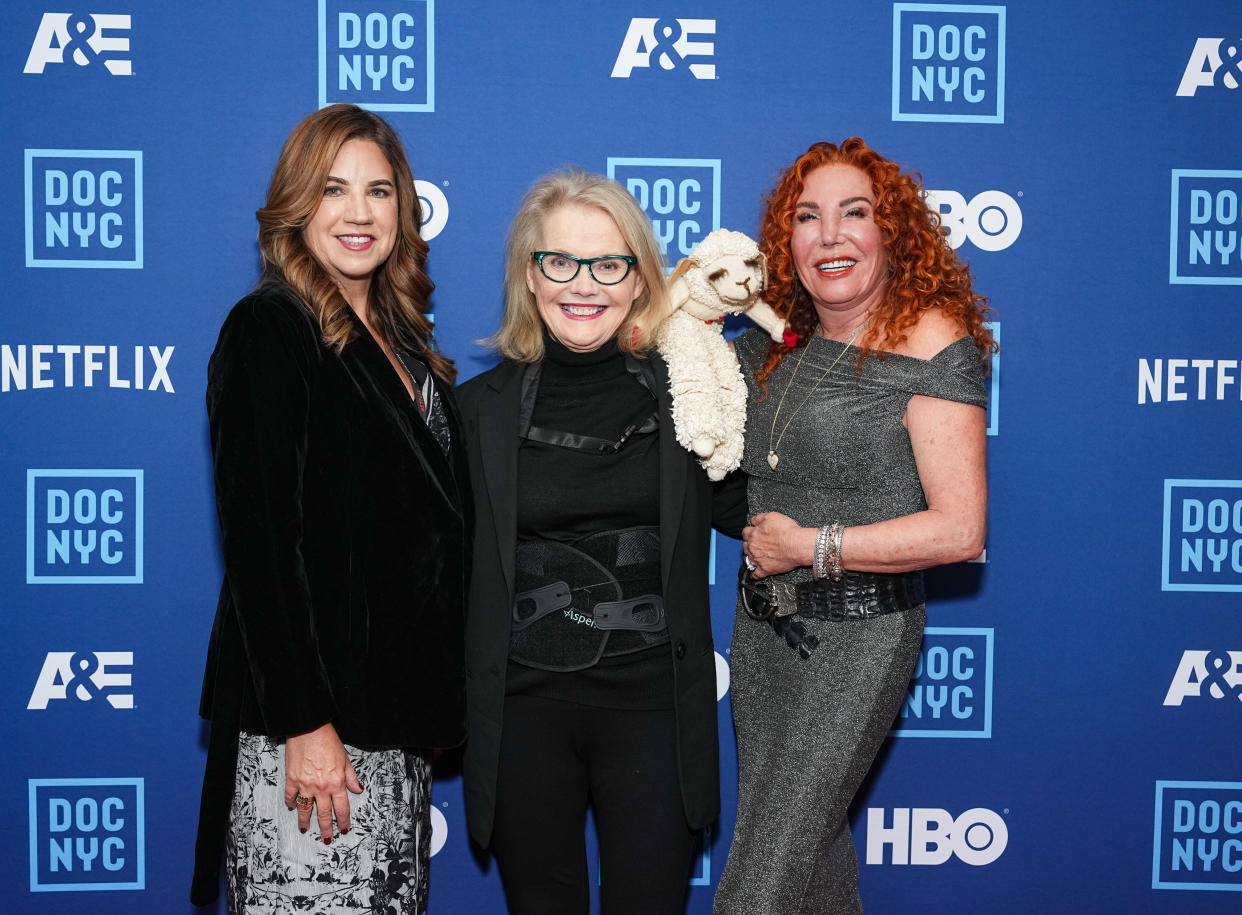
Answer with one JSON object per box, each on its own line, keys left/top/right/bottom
{"left": 190, "top": 104, "right": 470, "bottom": 913}
{"left": 715, "top": 138, "right": 997, "bottom": 913}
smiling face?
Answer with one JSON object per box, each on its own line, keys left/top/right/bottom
{"left": 790, "top": 164, "right": 889, "bottom": 326}
{"left": 303, "top": 137, "right": 397, "bottom": 309}
{"left": 526, "top": 203, "right": 645, "bottom": 353}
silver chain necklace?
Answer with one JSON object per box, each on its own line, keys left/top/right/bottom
{"left": 766, "top": 320, "right": 867, "bottom": 471}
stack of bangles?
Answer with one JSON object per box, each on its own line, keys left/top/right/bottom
{"left": 813, "top": 522, "right": 845, "bottom": 581}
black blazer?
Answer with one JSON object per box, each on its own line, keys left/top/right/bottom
{"left": 456, "top": 352, "right": 746, "bottom": 847}
{"left": 198, "top": 285, "right": 471, "bottom": 748}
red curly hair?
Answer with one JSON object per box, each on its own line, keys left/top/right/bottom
{"left": 755, "top": 138, "right": 996, "bottom": 394}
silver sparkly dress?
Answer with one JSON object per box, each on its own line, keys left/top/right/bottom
{"left": 715, "top": 330, "right": 988, "bottom": 914}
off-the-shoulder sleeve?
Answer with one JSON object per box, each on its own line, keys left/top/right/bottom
{"left": 905, "top": 335, "right": 989, "bottom": 408}
{"left": 206, "top": 288, "right": 337, "bottom": 733}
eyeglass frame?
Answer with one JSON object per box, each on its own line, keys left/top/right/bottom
{"left": 531, "top": 251, "right": 638, "bottom": 286}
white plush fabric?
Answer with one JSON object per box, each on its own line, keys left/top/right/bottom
{"left": 654, "top": 229, "right": 787, "bottom": 481}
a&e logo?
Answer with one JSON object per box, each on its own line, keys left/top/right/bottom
{"left": 28, "top": 778, "right": 145, "bottom": 892}
{"left": 1164, "top": 651, "right": 1242, "bottom": 707}
{"left": 1177, "top": 38, "right": 1242, "bottom": 96}
{"left": 866, "top": 807, "right": 1008, "bottom": 866}
{"left": 1162, "top": 480, "right": 1242, "bottom": 592}
{"left": 1152, "top": 781, "right": 1242, "bottom": 891}
{"left": 1169, "top": 170, "right": 1242, "bottom": 285}
{"left": 27, "top": 469, "right": 143, "bottom": 585}
{"left": 607, "top": 158, "right": 720, "bottom": 264}
{"left": 28, "top": 652, "right": 135, "bottom": 710}
{"left": 892, "top": 4, "right": 1005, "bottom": 123}
{"left": 611, "top": 18, "right": 716, "bottom": 79}
{"left": 25, "top": 150, "right": 143, "bottom": 269}
{"left": 319, "top": 0, "right": 434, "bottom": 111}
{"left": 894, "top": 627, "right": 993, "bottom": 738}
{"left": 24, "top": 13, "right": 132, "bottom": 76}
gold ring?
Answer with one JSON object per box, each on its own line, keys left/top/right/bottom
{"left": 294, "top": 793, "right": 313, "bottom": 810}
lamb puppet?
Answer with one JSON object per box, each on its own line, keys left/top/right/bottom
{"left": 654, "top": 228, "right": 788, "bottom": 481}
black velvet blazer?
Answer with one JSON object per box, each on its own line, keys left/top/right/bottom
{"left": 198, "top": 285, "right": 471, "bottom": 748}
{"left": 456, "top": 352, "right": 746, "bottom": 847}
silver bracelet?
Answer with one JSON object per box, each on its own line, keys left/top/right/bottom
{"left": 813, "top": 523, "right": 831, "bottom": 579}
{"left": 829, "top": 522, "right": 845, "bottom": 581}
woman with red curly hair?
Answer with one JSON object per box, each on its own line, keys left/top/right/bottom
{"left": 715, "top": 139, "right": 996, "bottom": 913}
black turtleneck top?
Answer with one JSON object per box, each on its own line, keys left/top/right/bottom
{"left": 516, "top": 336, "right": 660, "bottom": 541}
{"left": 508, "top": 334, "right": 671, "bottom": 709}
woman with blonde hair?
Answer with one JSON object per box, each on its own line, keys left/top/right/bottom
{"left": 191, "top": 104, "right": 470, "bottom": 914}
{"left": 458, "top": 168, "right": 746, "bottom": 913}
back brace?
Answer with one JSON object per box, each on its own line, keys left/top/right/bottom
{"left": 510, "top": 526, "right": 667, "bottom": 672}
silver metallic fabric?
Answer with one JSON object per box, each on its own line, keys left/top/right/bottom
{"left": 715, "top": 330, "right": 987, "bottom": 913}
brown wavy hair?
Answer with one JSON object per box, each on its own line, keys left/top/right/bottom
{"left": 755, "top": 138, "right": 995, "bottom": 394}
{"left": 256, "top": 104, "right": 453, "bottom": 383}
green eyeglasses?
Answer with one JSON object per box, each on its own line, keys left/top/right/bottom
{"left": 532, "top": 251, "right": 637, "bottom": 285}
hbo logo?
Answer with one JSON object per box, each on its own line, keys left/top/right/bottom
{"left": 625, "top": 177, "right": 705, "bottom": 258}
{"left": 46, "top": 487, "right": 127, "bottom": 566}
{"left": 865, "top": 807, "right": 1008, "bottom": 866}
{"left": 337, "top": 12, "right": 418, "bottom": 92}
{"left": 926, "top": 189, "right": 1022, "bottom": 252}
{"left": 48, "top": 796, "right": 129, "bottom": 873}
{"left": 44, "top": 168, "right": 125, "bottom": 250}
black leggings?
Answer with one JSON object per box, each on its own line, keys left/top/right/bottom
{"left": 490, "top": 693, "right": 698, "bottom": 914}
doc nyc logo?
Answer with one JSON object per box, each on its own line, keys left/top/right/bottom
{"left": 984, "top": 322, "right": 999, "bottom": 437}
{"left": 1177, "top": 38, "right": 1242, "bottom": 96}
{"left": 892, "top": 4, "right": 1005, "bottom": 123}
{"left": 866, "top": 807, "right": 1008, "bottom": 866}
{"left": 894, "top": 627, "right": 993, "bottom": 738}
{"left": 25, "top": 150, "right": 143, "bottom": 269}
{"left": 925, "top": 189, "right": 1022, "bottom": 252}
{"left": 24, "top": 13, "right": 132, "bottom": 76}
{"left": 27, "top": 469, "right": 143, "bottom": 585}
{"left": 1164, "top": 650, "right": 1242, "bottom": 708}
{"left": 28, "top": 778, "right": 145, "bottom": 892}
{"left": 1162, "top": 479, "right": 1242, "bottom": 592}
{"left": 1152, "top": 781, "right": 1242, "bottom": 891}
{"left": 607, "top": 158, "right": 720, "bottom": 265}
{"left": 319, "top": 0, "right": 434, "bottom": 111}
{"left": 1169, "top": 170, "right": 1242, "bottom": 285}
{"left": 28, "top": 652, "right": 135, "bottom": 710}
{"left": 612, "top": 18, "right": 716, "bottom": 79}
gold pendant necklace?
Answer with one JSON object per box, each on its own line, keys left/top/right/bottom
{"left": 766, "top": 321, "right": 867, "bottom": 471}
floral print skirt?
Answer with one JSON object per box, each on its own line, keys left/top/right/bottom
{"left": 226, "top": 731, "right": 431, "bottom": 914}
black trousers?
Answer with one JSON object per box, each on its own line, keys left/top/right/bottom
{"left": 490, "top": 693, "right": 698, "bottom": 914}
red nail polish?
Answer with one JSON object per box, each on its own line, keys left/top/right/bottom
{"left": 324, "top": 837, "right": 332, "bottom": 845}
{"left": 300, "top": 827, "right": 307, "bottom": 834}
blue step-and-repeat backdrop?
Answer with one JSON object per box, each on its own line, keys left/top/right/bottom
{"left": 3, "top": 2, "right": 1240, "bottom": 912}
